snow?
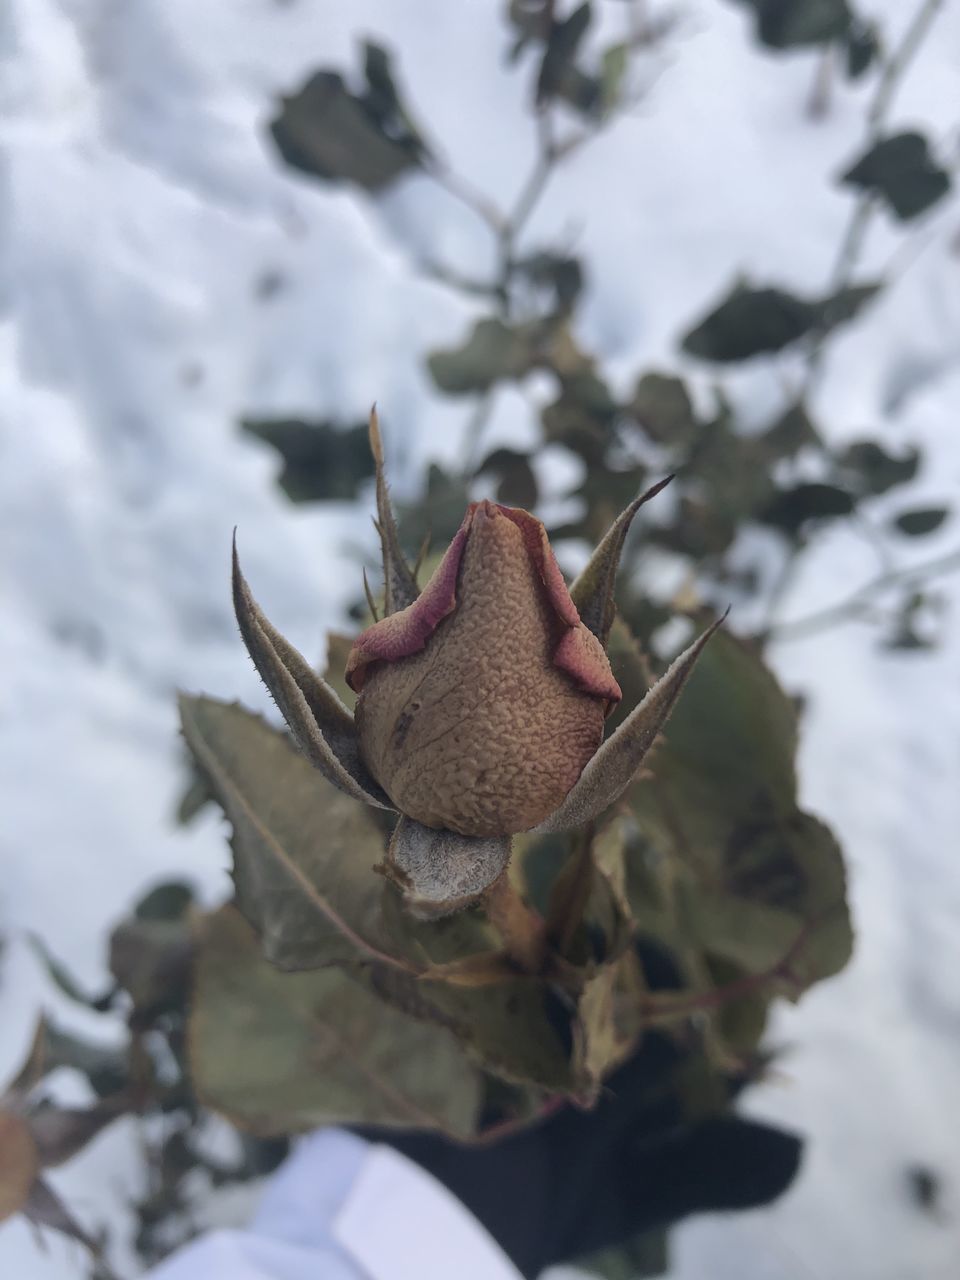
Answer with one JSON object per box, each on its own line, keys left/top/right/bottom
{"left": 1, "top": 0, "right": 959, "bottom": 1276}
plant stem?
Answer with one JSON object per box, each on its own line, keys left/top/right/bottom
{"left": 770, "top": 545, "right": 960, "bottom": 642}
{"left": 804, "top": 0, "right": 946, "bottom": 393}
{"left": 484, "top": 873, "right": 547, "bottom": 974}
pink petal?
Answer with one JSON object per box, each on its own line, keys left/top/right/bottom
{"left": 345, "top": 511, "right": 473, "bottom": 693}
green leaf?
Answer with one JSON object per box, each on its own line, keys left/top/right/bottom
{"left": 427, "top": 318, "right": 535, "bottom": 394}
{"left": 841, "top": 131, "right": 952, "bottom": 221}
{"left": 269, "top": 67, "right": 423, "bottom": 191}
{"left": 241, "top": 419, "right": 374, "bottom": 503}
{"left": 537, "top": 2, "right": 593, "bottom": 103}
{"left": 732, "top": 0, "right": 852, "bottom": 49}
{"left": 758, "top": 481, "right": 855, "bottom": 535}
{"left": 631, "top": 372, "right": 699, "bottom": 447}
{"left": 682, "top": 285, "right": 818, "bottom": 361}
{"left": 475, "top": 447, "right": 538, "bottom": 509}
{"left": 838, "top": 439, "right": 920, "bottom": 496}
{"left": 892, "top": 506, "right": 950, "bottom": 536}
{"left": 681, "top": 281, "right": 879, "bottom": 362}
{"left": 189, "top": 907, "right": 482, "bottom": 1139}
{"left": 134, "top": 880, "right": 195, "bottom": 922}
{"left": 844, "top": 19, "right": 881, "bottom": 79}
{"left": 178, "top": 696, "right": 401, "bottom": 972}
{"left": 600, "top": 41, "right": 630, "bottom": 113}
{"left": 628, "top": 629, "right": 852, "bottom": 999}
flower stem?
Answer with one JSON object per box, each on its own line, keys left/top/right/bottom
{"left": 484, "top": 873, "right": 547, "bottom": 974}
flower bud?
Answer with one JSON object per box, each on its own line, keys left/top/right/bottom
{"left": 346, "top": 501, "right": 621, "bottom": 838}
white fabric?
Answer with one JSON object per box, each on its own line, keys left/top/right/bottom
{"left": 146, "top": 1129, "right": 522, "bottom": 1280}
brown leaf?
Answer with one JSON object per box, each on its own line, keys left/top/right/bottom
{"left": 29, "top": 1097, "right": 129, "bottom": 1169}
{"left": 0, "top": 1112, "right": 39, "bottom": 1223}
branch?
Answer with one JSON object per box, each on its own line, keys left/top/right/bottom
{"left": 769, "top": 545, "right": 960, "bottom": 642}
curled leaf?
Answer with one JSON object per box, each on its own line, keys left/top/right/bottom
{"left": 231, "top": 540, "right": 391, "bottom": 808}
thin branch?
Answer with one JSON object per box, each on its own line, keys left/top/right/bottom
{"left": 804, "top": 0, "right": 946, "bottom": 392}
{"left": 770, "top": 545, "right": 960, "bottom": 642}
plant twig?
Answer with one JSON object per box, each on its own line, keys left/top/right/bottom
{"left": 804, "top": 0, "right": 946, "bottom": 393}
{"left": 770, "top": 545, "right": 960, "bottom": 642}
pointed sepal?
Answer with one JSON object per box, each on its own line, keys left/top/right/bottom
{"left": 232, "top": 538, "right": 392, "bottom": 808}
{"left": 570, "top": 475, "right": 673, "bottom": 646}
{"left": 383, "top": 817, "right": 512, "bottom": 918}
{"left": 536, "top": 615, "right": 725, "bottom": 832}
{"left": 369, "top": 406, "right": 420, "bottom": 615}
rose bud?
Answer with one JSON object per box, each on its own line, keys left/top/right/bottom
{"left": 232, "top": 409, "right": 721, "bottom": 916}
{"left": 344, "top": 500, "right": 621, "bottom": 838}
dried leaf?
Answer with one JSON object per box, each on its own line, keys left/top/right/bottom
{"left": 385, "top": 817, "right": 512, "bottom": 918}
{"left": 179, "top": 697, "right": 405, "bottom": 972}
{"left": 22, "top": 1175, "right": 100, "bottom": 1254}
{"left": 230, "top": 546, "right": 391, "bottom": 806}
{"left": 189, "top": 907, "right": 482, "bottom": 1139}
{"left": 0, "top": 1112, "right": 39, "bottom": 1222}
{"left": 537, "top": 618, "right": 723, "bottom": 832}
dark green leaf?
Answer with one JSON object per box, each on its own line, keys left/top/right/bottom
{"left": 681, "top": 281, "right": 879, "bottom": 362}
{"left": 475, "top": 447, "right": 538, "bottom": 509}
{"left": 892, "top": 506, "right": 949, "bottom": 536}
{"left": 682, "top": 286, "right": 819, "bottom": 362}
{"left": 631, "top": 373, "right": 698, "bottom": 446}
{"left": 241, "top": 419, "right": 374, "bottom": 503}
{"left": 427, "top": 318, "right": 535, "bottom": 394}
{"left": 134, "top": 880, "right": 195, "bottom": 923}
{"left": 514, "top": 252, "right": 584, "bottom": 312}
{"left": 731, "top": 0, "right": 852, "bottom": 49}
{"left": 838, "top": 439, "right": 920, "bottom": 496}
{"left": 844, "top": 19, "right": 881, "bottom": 79}
{"left": 759, "top": 481, "right": 855, "bottom": 534}
{"left": 537, "top": 3, "right": 593, "bottom": 103}
{"left": 841, "top": 132, "right": 952, "bottom": 221}
{"left": 189, "top": 907, "right": 482, "bottom": 1138}
{"left": 269, "top": 59, "right": 424, "bottom": 191}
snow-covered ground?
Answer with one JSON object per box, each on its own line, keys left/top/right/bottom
{"left": 1, "top": 1, "right": 958, "bottom": 1276}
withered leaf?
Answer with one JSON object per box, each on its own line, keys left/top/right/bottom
{"left": 0, "top": 1112, "right": 39, "bottom": 1223}
{"left": 189, "top": 907, "right": 481, "bottom": 1139}
{"left": 179, "top": 697, "right": 405, "bottom": 972}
